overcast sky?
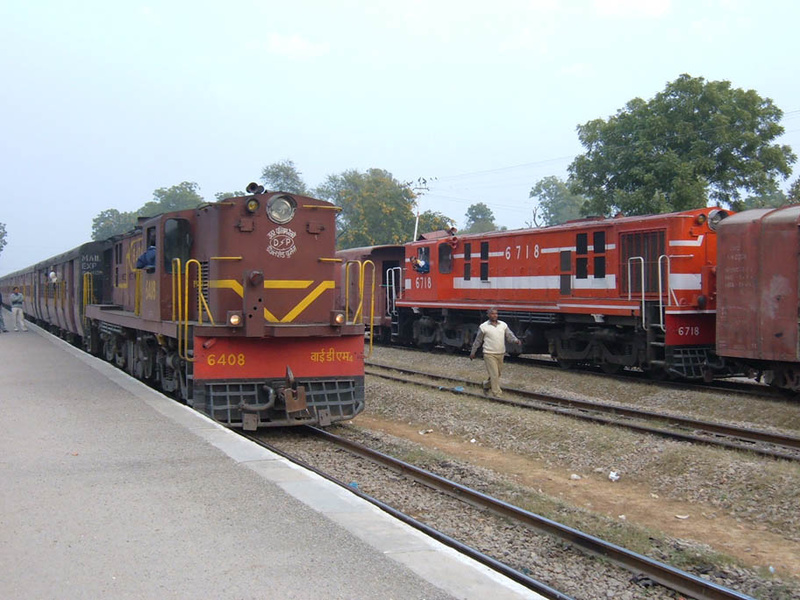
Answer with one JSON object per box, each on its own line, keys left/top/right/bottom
{"left": 2, "top": 0, "right": 798, "bottom": 275}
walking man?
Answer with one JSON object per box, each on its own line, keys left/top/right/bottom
{"left": 10, "top": 286, "right": 28, "bottom": 332}
{"left": 469, "top": 307, "right": 521, "bottom": 397}
{"left": 0, "top": 290, "right": 7, "bottom": 332}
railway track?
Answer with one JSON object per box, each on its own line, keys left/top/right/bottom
{"left": 509, "top": 355, "right": 781, "bottom": 400}
{"left": 366, "top": 361, "right": 800, "bottom": 462}
{"left": 371, "top": 344, "right": 781, "bottom": 400}
{"left": 239, "top": 427, "right": 757, "bottom": 600}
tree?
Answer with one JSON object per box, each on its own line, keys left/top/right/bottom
{"left": 261, "top": 159, "right": 309, "bottom": 194}
{"left": 462, "top": 203, "right": 498, "bottom": 233}
{"left": 314, "top": 168, "right": 418, "bottom": 248}
{"left": 139, "top": 181, "right": 203, "bottom": 216}
{"left": 92, "top": 209, "right": 138, "bottom": 240}
{"left": 0, "top": 222, "right": 6, "bottom": 257}
{"left": 417, "top": 210, "right": 455, "bottom": 236}
{"left": 730, "top": 184, "right": 789, "bottom": 211}
{"left": 569, "top": 74, "right": 797, "bottom": 216}
{"left": 530, "top": 176, "right": 586, "bottom": 225}
{"left": 215, "top": 191, "right": 246, "bottom": 201}
{"left": 789, "top": 177, "right": 800, "bottom": 203}
{"left": 91, "top": 181, "right": 204, "bottom": 240}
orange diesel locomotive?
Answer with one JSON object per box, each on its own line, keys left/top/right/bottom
{"left": 384, "top": 207, "right": 732, "bottom": 380}
{"left": 0, "top": 185, "right": 366, "bottom": 429}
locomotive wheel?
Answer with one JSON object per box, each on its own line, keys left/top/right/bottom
{"left": 601, "top": 363, "right": 622, "bottom": 374}
{"left": 556, "top": 358, "right": 578, "bottom": 370}
{"left": 103, "top": 339, "right": 116, "bottom": 362}
{"left": 643, "top": 365, "right": 669, "bottom": 380}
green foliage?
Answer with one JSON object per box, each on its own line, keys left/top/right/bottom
{"left": 140, "top": 181, "right": 203, "bottom": 216}
{"left": 462, "top": 202, "right": 498, "bottom": 233}
{"left": 0, "top": 222, "right": 6, "bottom": 256}
{"left": 215, "top": 191, "right": 245, "bottom": 201}
{"left": 569, "top": 74, "right": 797, "bottom": 216}
{"left": 91, "top": 209, "right": 138, "bottom": 241}
{"left": 91, "top": 181, "right": 204, "bottom": 240}
{"left": 417, "top": 210, "right": 455, "bottom": 235}
{"left": 314, "top": 168, "right": 418, "bottom": 248}
{"left": 789, "top": 177, "right": 800, "bottom": 203}
{"left": 730, "top": 184, "right": 789, "bottom": 211}
{"left": 261, "top": 159, "right": 308, "bottom": 194}
{"left": 530, "top": 176, "right": 586, "bottom": 225}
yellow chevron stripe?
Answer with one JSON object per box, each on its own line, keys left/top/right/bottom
{"left": 279, "top": 280, "right": 335, "bottom": 322}
{"left": 263, "top": 280, "right": 313, "bottom": 289}
{"left": 209, "top": 279, "right": 244, "bottom": 297}
{"left": 206, "top": 279, "right": 334, "bottom": 323}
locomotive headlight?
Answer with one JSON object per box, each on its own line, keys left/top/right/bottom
{"left": 707, "top": 209, "right": 729, "bottom": 231}
{"left": 227, "top": 311, "right": 244, "bottom": 327}
{"left": 330, "top": 310, "right": 346, "bottom": 326}
{"left": 267, "top": 194, "right": 297, "bottom": 224}
{"left": 245, "top": 198, "right": 260, "bottom": 214}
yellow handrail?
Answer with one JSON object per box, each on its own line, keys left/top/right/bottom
{"left": 344, "top": 260, "right": 361, "bottom": 324}
{"left": 180, "top": 259, "right": 216, "bottom": 362}
{"left": 134, "top": 269, "right": 142, "bottom": 316}
{"left": 359, "top": 260, "right": 376, "bottom": 357}
{"left": 172, "top": 258, "right": 185, "bottom": 360}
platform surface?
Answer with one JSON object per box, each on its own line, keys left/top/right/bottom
{"left": 0, "top": 313, "right": 543, "bottom": 599}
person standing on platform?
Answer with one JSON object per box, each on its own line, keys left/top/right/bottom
{"left": 0, "top": 291, "right": 7, "bottom": 332}
{"left": 469, "top": 307, "right": 520, "bottom": 397}
{"left": 10, "top": 286, "right": 28, "bottom": 332}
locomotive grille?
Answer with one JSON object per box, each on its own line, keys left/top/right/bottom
{"left": 200, "top": 261, "right": 210, "bottom": 306}
{"left": 666, "top": 346, "right": 712, "bottom": 379}
{"left": 499, "top": 310, "right": 559, "bottom": 325}
{"left": 620, "top": 231, "right": 666, "bottom": 294}
{"left": 199, "top": 378, "right": 365, "bottom": 426}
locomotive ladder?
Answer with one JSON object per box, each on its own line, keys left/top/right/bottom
{"left": 628, "top": 254, "right": 678, "bottom": 370}
{"left": 386, "top": 266, "right": 403, "bottom": 339}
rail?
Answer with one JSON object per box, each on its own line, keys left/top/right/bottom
{"left": 366, "top": 363, "right": 800, "bottom": 461}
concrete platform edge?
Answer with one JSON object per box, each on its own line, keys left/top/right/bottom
{"left": 37, "top": 327, "right": 543, "bottom": 600}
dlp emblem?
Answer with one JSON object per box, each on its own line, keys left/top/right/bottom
{"left": 267, "top": 226, "right": 297, "bottom": 259}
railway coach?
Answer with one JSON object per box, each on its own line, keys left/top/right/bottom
{"left": 0, "top": 185, "right": 367, "bottom": 429}
{"left": 716, "top": 205, "right": 800, "bottom": 396}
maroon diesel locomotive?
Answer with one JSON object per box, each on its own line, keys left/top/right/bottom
{"left": 0, "top": 185, "right": 367, "bottom": 428}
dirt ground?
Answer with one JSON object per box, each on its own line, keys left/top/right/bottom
{"left": 356, "top": 414, "right": 800, "bottom": 579}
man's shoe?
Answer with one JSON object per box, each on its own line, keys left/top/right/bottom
{"left": 482, "top": 381, "right": 490, "bottom": 395}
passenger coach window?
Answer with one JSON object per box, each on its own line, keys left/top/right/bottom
{"left": 164, "top": 218, "right": 192, "bottom": 274}
{"left": 438, "top": 243, "right": 453, "bottom": 274}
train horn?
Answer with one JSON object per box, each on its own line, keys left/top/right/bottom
{"left": 246, "top": 182, "right": 265, "bottom": 195}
